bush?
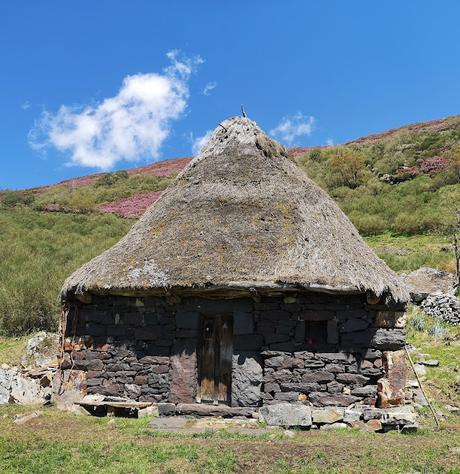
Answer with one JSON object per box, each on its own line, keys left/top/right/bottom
{"left": 309, "top": 149, "right": 321, "bottom": 161}
{"left": 406, "top": 305, "right": 450, "bottom": 338}
{"left": 95, "top": 170, "right": 129, "bottom": 187}
{"left": 0, "top": 190, "right": 35, "bottom": 208}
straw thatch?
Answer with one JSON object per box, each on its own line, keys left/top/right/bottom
{"left": 61, "top": 116, "right": 409, "bottom": 303}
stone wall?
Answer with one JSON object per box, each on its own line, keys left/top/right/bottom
{"left": 60, "top": 293, "right": 406, "bottom": 408}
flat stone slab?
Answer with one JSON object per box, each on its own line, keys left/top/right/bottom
{"left": 77, "top": 401, "right": 152, "bottom": 409}
{"left": 149, "top": 416, "right": 271, "bottom": 435}
{"left": 175, "top": 403, "right": 256, "bottom": 418}
{"left": 259, "top": 403, "right": 312, "bottom": 427}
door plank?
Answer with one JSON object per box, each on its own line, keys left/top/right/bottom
{"left": 198, "top": 313, "right": 233, "bottom": 404}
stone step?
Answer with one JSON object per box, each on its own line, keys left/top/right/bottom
{"left": 173, "top": 403, "right": 256, "bottom": 418}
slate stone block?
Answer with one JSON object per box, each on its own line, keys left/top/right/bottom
{"left": 274, "top": 391, "right": 299, "bottom": 401}
{"left": 134, "top": 327, "right": 158, "bottom": 340}
{"left": 370, "top": 329, "right": 406, "bottom": 351}
{"left": 280, "top": 382, "right": 323, "bottom": 393}
{"left": 169, "top": 339, "right": 196, "bottom": 404}
{"left": 336, "top": 373, "right": 370, "bottom": 386}
{"left": 351, "top": 385, "right": 377, "bottom": 397}
{"left": 326, "top": 381, "right": 344, "bottom": 394}
{"left": 264, "top": 333, "right": 290, "bottom": 344}
{"left": 318, "top": 352, "right": 355, "bottom": 363}
{"left": 234, "top": 334, "right": 263, "bottom": 351}
{"left": 233, "top": 311, "right": 254, "bottom": 335}
{"left": 158, "top": 403, "right": 176, "bottom": 416}
{"left": 175, "top": 310, "right": 199, "bottom": 329}
{"left": 139, "top": 356, "right": 170, "bottom": 365}
{"left": 264, "top": 382, "right": 281, "bottom": 393}
{"left": 85, "top": 323, "right": 106, "bottom": 337}
{"left": 325, "top": 363, "right": 345, "bottom": 374}
{"left": 308, "top": 392, "right": 360, "bottom": 407}
{"left": 263, "top": 369, "right": 293, "bottom": 383}
{"left": 301, "top": 371, "right": 335, "bottom": 383}
{"left": 232, "top": 352, "right": 263, "bottom": 407}
{"left": 341, "top": 318, "right": 370, "bottom": 333}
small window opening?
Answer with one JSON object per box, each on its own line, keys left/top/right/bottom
{"left": 305, "top": 320, "right": 328, "bottom": 345}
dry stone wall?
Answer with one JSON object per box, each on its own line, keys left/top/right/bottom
{"left": 61, "top": 293, "right": 406, "bottom": 408}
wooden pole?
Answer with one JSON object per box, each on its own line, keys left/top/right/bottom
{"left": 405, "top": 345, "right": 440, "bottom": 431}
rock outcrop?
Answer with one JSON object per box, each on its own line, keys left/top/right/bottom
{"left": 21, "top": 332, "right": 59, "bottom": 369}
{"left": 0, "top": 364, "right": 52, "bottom": 405}
{"left": 0, "top": 332, "right": 59, "bottom": 406}
{"left": 403, "top": 267, "right": 456, "bottom": 303}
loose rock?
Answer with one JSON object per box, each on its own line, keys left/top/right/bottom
{"left": 312, "top": 407, "right": 344, "bottom": 424}
{"left": 14, "top": 411, "right": 43, "bottom": 425}
{"left": 259, "top": 403, "right": 312, "bottom": 427}
{"left": 21, "top": 332, "right": 59, "bottom": 369}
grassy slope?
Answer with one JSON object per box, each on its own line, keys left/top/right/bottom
{"left": 0, "top": 210, "right": 131, "bottom": 335}
{"left": 407, "top": 307, "right": 460, "bottom": 411}
{"left": 296, "top": 115, "right": 460, "bottom": 236}
{"left": 365, "top": 233, "right": 455, "bottom": 273}
{"left": 0, "top": 335, "right": 29, "bottom": 366}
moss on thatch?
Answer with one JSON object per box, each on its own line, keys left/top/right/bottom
{"left": 61, "top": 117, "right": 409, "bottom": 303}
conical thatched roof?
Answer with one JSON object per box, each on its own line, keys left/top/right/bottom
{"left": 61, "top": 116, "right": 409, "bottom": 303}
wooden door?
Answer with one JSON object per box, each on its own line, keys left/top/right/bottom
{"left": 197, "top": 313, "right": 233, "bottom": 404}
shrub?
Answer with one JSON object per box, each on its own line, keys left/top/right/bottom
{"left": 0, "top": 190, "right": 35, "bottom": 208}
{"left": 428, "top": 321, "right": 449, "bottom": 338}
{"left": 95, "top": 170, "right": 129, "bottom": 187}
{"left": 309, "top": 149, "right": 322, "bottom": 161}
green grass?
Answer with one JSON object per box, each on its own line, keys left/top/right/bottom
{"left": 406, "top": 306, "right": 460, "bottom": 413}
{"left": 0, "top": 209, "right": 131, "bottom": 336}
{"left": 365, "top": 233, "right": 456, "bottom": 272}
{"left": 0, "top": 336, "right": 29, "bottom": 366}
{"left": 0, "top": 404, "right": 458, "bottom": 473}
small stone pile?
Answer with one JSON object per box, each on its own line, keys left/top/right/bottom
{"left": 0, "top": 364, "right": 53, "bottom": 405}
{"left": 0, "top": 332, "right": 58, "bottom": 406}
{"left": 420, "top": 294, "right": 460, "bottom": 326}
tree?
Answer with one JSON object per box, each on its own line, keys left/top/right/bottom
{"left": 329, "top": 148, "right": 366, "bottom": 189}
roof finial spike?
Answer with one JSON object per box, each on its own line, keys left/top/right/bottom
{"left": 240, "top": 104, "right": 247, "bottom": 118}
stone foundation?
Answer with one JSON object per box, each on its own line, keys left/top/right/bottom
{"left": 60, "top": 292, "right": 408, "bottom": 415}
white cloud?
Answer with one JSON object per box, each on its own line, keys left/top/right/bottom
{"left": 21, "top": 101, "right": 31, "bottom": 110}
{"left": 191, "top": 130, "right": 212, "bottom": 155}
{"left": 202, "top": 81, "right": 217, "bottom": 96}
{"left": 29, "top": 50, "right": 203, "bottom": 169}
{"left": 270, "top": 112, "right": 315, "bottom": 145}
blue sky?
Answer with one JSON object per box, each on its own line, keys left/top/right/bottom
{"left": 1, "top": 1, "right": 460, "bottom": 189}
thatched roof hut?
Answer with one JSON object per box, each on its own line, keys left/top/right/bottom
{"left": 61, "top": 116, "right": 408, "bottom": 303}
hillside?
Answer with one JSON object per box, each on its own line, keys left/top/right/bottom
{"left": 0, "top": 115, "right": 459, "bottom": 335}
